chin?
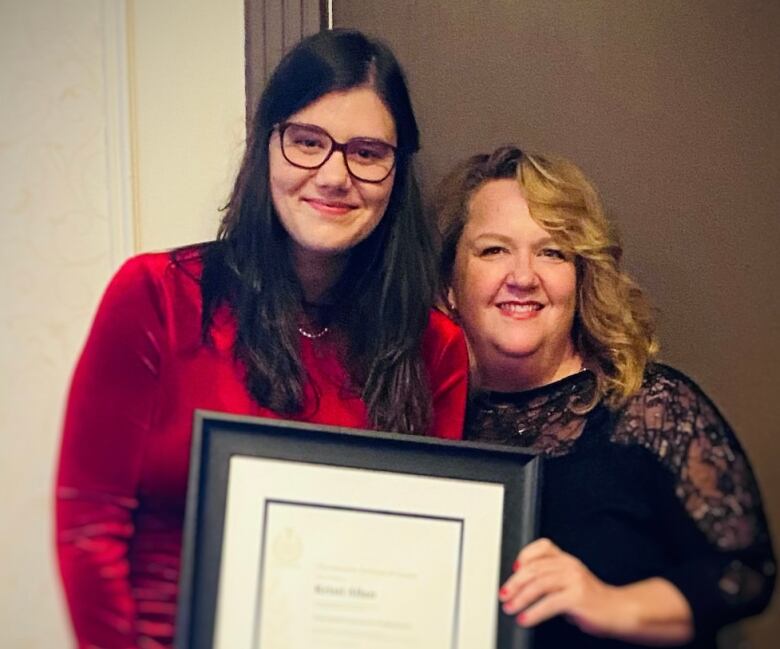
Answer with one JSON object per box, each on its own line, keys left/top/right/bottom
{"left": 296, "top": 238, "right": 352, "bottom": 256}
{"left": 494, "top": 340, "right": 541, "bottom": 358}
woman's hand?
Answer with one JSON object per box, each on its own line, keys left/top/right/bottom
{"left": 499, "top": 537, "right": 625, "bottom": 636}
{"left": 499, "top": 538, "right": 694, "bottom": 645}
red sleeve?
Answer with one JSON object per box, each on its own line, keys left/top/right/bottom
{"left": 55, "top": 255, "right": 167, "bottom": 649}
{"left": 424, "top": 310, "right": 469, "bottom": 440}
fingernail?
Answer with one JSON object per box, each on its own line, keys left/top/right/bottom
{"left": 517, "top": 612, "right": 526, "bottom": 624}
{"left": 499, "top": 586, "right": 507, "bottom": 598}
{"left": 513, "top": 560, "right": 521, "bottom": 571}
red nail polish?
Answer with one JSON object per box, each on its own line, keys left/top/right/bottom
{"left": 517, "top": 612, "right": 526, "bottom": 624}
{"left": 499, "top": 586, "right": 507, "bottom": 598}
{"left": 513, "top": 560, "right": 521, "bottom": 571}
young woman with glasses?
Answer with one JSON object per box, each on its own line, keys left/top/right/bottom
{"left": 55, "top": 30, "right": 468, "bottom": 649}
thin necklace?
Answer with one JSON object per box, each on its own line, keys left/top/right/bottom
{"left": 297, "top": 324, "right": 330, "bottom": 339}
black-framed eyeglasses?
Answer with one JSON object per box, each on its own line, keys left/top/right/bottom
{"left": 274, "top": 122, "right": 397, "bottom": 183}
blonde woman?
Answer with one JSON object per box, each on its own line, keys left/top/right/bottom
{"left": 436, "top": 146, "right": 775, "bottom": 648}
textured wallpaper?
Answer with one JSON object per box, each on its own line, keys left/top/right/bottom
{"left": 0, "top": 1, "right": 127, "bottom": 646}
{"left": 0, "top": 1, "right": 243, "bottom": 646}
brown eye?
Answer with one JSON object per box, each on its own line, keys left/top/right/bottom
{"left": 540, "top": 247, "right": 566, "bottom": 260}
{"left": 346, "top": 140, "right": 394, "bottom": 164}
{"left": 479, "top": 246, "right": 506, "bottom": 257}
{"left": 284, "top": 125, "right": 328, "bottom": 152}
{"left": 292, "top": 135, "right": 326, "bottom": 150}
{"left": 298, "top": 137, "right": 324, "bottom": 149}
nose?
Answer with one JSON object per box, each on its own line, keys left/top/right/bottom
{"left": 314, "top": 149, "right": 351, "bottom": 190}
{"left": 506, "top": 253, "right": 539, "bottom": 290}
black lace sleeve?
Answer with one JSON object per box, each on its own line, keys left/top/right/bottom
{"left": 613, "top": 364, "right": 776, "bottom": 635}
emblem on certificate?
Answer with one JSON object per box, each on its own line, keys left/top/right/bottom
{"left": 271, "top": 527, "right": 303, "bottom": 566}
{"left": 176, "top": 412, "right": 540, "bottom": 649}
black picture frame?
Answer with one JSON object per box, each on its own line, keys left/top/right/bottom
{"left": 175, "top": 410, "right": 541, "bottom": 649}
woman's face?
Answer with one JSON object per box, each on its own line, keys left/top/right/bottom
{"left": 269, "top": 86, "right": 397, "bottom": 270}
{"left": 450, "top": 179, "right": 578, "bottom": 389}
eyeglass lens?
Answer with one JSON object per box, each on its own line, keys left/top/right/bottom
{"left": 280, "top": 123, "right": 396, "bottom": 183}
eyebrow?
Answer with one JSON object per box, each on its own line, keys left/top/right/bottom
{"left": 469, "top": 233, "right": 513, "bottom": 246}
{"left": 468, "top": 232, "right": 558, "bottom": 246}
{"left": 290, "top": 121, "right": 396, "bottom": 147}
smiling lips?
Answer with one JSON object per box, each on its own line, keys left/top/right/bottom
{"left": 303, "top": 197, "right": 358, "bottom": 216}
{"left": 497, "top": 301, "right": 544, "bottom": 319}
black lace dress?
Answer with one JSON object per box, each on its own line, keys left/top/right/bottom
{"left": 466, "top": 364, "right": 776, "bottom": 649}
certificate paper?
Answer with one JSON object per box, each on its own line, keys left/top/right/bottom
{"left": 214, "top": 457, "right": 505, "bottom": 649}
{"left": 257, "top": 502, "right": 461, "bottom": 648}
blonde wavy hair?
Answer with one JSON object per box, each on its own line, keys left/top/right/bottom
{"left": 435, "top": 145, "right": 658, "bottom": 410}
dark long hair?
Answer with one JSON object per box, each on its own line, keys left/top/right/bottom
{"left": 199, "top": 29, "right": 435, "bottom": 433}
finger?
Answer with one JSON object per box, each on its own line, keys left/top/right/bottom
{"left": 516, "top": 590, "right": 571, "bottom": 628}
{"left": 500, "top": 538, "right": 562, "bottom": 599}
{"left": 516, "top": 537, "right": 560, "bottom": 567}
{"left": 502, "top": 572, "right": 565, "bottom": 616}
{"left": 499, "top": 553, "right": 575, "bottom": 599}
{"left": 499, "top": 555, "right": 571, "bottom": 601}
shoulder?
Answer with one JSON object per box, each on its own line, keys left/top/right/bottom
{"left": 420, "top": 309, "right": 468, "bottom": 374}
{"left": 615, "top": 369, "right": 773, "bottom": 562}
{"left": 633, "top": 363, "right": 724, "bottom": 424}
{"left": 613, "top": 362, "right": 734, "bottom": 468}
{"left": 106, "top": 245, "right": 205, "bottom": 303}
{"left": 94, "top": 245, "right": 209, "bottom": 341}
{"left": 421, "top": 309, "right": 467, "bottom": 359}
{"left": 423, "top": 309, "right": 464, "bottom": 345}
{"left": 640, "top": 362, "right": 708, "bottom": 396}
{"left": 98, "top": 251, "right": 172, "bottom": 314}
{"left": 114, "top": 245, "right": 204, "bottom": 284}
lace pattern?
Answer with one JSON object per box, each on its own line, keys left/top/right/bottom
{"left": 466, "top": 363, "right": 775, "bottom": 611}
{"left": 465, "top": 370, "right": 591, "bottom": 456}
{"left": 467, "top": 365, "right": 769, "bottom": 551}
{"left": 614, "top": 366, "right": 764, "bottom": 552}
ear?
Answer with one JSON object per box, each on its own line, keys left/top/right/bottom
{"left": 446, "top": 286, "right": 458, "bottom": 313}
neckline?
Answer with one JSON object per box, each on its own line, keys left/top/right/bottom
{"left": 475, "top": 367, "right": 594, "bottom": 404}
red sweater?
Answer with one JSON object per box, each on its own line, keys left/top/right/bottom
{"left": 56, "top": 250, "right": 468, "bottom": 649}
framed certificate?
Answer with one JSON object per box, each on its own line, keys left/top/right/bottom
{"left": 176, "top": 411, "right": 541, "bottom": 649}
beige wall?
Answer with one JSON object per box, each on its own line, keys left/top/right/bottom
{"left": 131, "top": 0, "right": 245, "bottom": 251}
{"left": 0, "top": 2, "right": 131, "bottom": 645}
{"left": 0, "top": 0, "right": 243, "bottom": 646}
